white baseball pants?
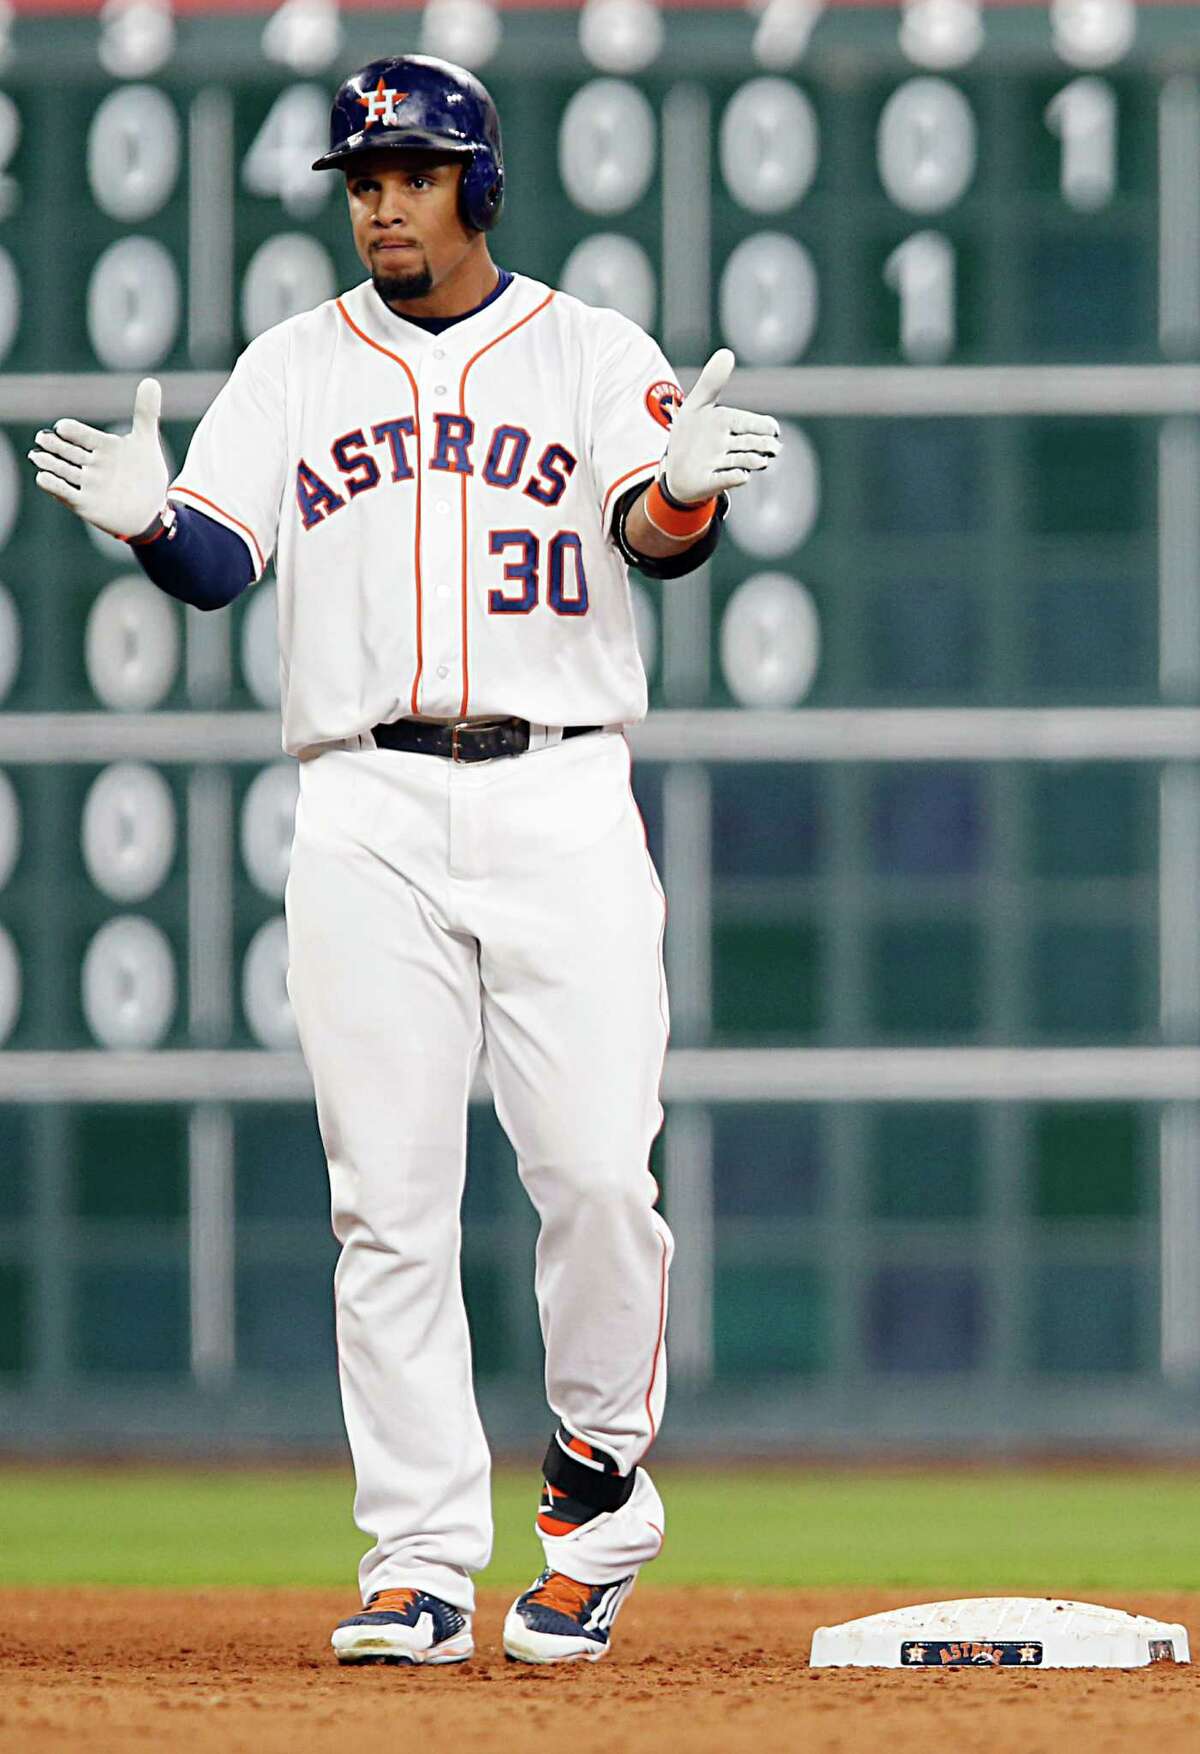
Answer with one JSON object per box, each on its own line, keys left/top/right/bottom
{"left": 285, "top": 727, "right": 673, "bottom": 1612}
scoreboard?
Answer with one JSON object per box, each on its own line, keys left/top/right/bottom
{"left": 1, "top": 0, "right": 1199, "bottom": 1440}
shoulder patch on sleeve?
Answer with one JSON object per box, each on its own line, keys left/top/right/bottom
{"left": 645, "top": 380, "right": 684, "bottom": 429}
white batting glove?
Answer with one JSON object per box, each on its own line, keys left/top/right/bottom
{"left": 27, "top": 378, "right": 169, "bottom": 541}
{"left": 661, "top": 348, "right": 780, "bottom": 505}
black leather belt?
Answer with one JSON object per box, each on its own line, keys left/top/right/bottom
{"left": 370, "top": 717, "right": 601, "bottom": 764}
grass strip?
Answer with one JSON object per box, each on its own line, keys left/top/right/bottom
{"left": 1, "top": 1467, "right": 1196, "bottom": 1592}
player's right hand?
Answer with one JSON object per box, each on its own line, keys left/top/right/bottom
{"left": 27, "top": 378, "right": 169, "bottom": 542}
{"left": 662, "top": 348, "right": 781, "bottom": 505}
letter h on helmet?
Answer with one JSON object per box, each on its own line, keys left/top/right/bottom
{"left": 312, "top": 53, "right": 505, "bottom": 233}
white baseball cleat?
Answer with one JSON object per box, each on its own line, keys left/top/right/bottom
{"left": 502, "top": 1569, "right": 636, "bottom": 1664}
{"left": 331, "top": 1587, "right": 474, "bottom": 1665}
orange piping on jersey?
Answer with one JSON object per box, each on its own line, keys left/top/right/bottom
{"left": 335, "top": 297, "right": 425, "bottom": 715}
{"left": 601, "top": 458, "right": 662, "bottom": 528}
{"left": 169, "top": 486, "right": 266, "bottom": 576}
{"left": 454, "top": 289, "right": 556, "bottom": 717}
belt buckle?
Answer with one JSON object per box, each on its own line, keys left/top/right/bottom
{"left": 450, "top": 719, "right": 493, "bottom": 764}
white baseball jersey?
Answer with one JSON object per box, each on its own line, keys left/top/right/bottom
{"left": 170, "top": 274, "right": 682, "bottom": 756}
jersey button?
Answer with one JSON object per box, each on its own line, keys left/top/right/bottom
{"left": 434, "top": 384, "right": 447, "bottom": 396}
{"left": 436, "top": 501, "right": 450, "bottom": 514}
{"left": 437, "top": 665, "right": 449, "bottom": 679}
{"left": 432, "top": 348, "right": 445, "bottom": 359}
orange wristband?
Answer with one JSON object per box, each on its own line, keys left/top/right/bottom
{"left": 643, "top": 479, "right": 716, "bottom": 541}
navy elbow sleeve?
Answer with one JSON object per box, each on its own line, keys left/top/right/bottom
{"left": 611, "top": 482, "right": 728, "bottom": 580}
{"left": 132, "top": 503, "right": 256, "bottom": 610}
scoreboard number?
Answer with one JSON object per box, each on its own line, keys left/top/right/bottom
{"left": 82, "top": 914, "right": 177, "bottom": 1050}
{"left": 0, "top": 90, "right": 20, "bottom": 220}
{"left": 560, "top": 233, "right": 656, "bottom": 330}
{"left": 719, "top": 78, "right": 819, "bottom": 214}
{"left": 1045, "top": 77, "right": 1117, "bottom": 211}
{"left": 81, "top": 763, "right": 177, "bottom": 905}
{"left": 87, "top": 237, "right": 180, "bottom": 369}
{"left": 85, "top": 577, "right": 181, "bottom": 711}
{"left": 261, "top": 0, "right": 345, "bottom": 75}
{"left": 719, "top": 232, "right": 818, "bottom": 364}
{"left": 898, "top": 0, "right": 984, "bottom": 71}
{"left": 240, "top": 232, "right": 335, "bottom": 340}
{"left": 877, "top": 77, "right": 976, "bottom": 213}
{"left": 98, "top": 0, "right": 175, "bottom": 80}
{"left": 558, "top": 78, "right": 657, "bottom": 215}
{"left": 87, "top": 85, "right": 180, "bottom": 222}
{"left": 241, "top": 83, "right": 332, "bottom": 217}
{"left": 885, "top": 231, "right": 956, "bottom": 363}
{"left": 721, "top": 573, "right": 821, "bottom": 709}
{"left": 1050, "top": 0, "right": 1135, "bottom": 70}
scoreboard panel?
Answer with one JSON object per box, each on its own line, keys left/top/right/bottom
{"left": 0, "top": 0, "right": 1197, "bottom": 1438}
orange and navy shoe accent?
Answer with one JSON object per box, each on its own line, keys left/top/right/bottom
{"left": 503, "top": 1568, "right": 636, "bottom": 1663}
{"left": 536, "top": 1424, "right": 636, "bottom": 1537}
{"left": 330, "top": 1587, "right": 473, "bottom": 1666}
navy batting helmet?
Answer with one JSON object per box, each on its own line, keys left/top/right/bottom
{"left": 312, "top": 54, "right": 504, "bottom": 233}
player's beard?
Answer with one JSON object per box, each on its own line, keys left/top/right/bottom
{"left": 372, "top": 257, "right": 434, "bottom": 307}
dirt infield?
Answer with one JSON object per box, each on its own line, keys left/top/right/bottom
{"left": 2, "top": 1587, "right": 1198, "bottom": 1754}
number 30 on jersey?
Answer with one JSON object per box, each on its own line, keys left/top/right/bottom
{"left": 488, "top": 529, "right": 588, "bottom": 617}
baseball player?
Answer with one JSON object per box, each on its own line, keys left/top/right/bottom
{"left": 28, "top": 56, "right": 779, "bottom": 1666}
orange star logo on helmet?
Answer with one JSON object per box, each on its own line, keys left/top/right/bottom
{"left": 645, "top": 381, "right": 684, "bottom": 430}
{"left": 357, "top": 79, "right": 409, "bottom": 130}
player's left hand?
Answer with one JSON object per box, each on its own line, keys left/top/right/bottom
{"left": 27, "top": 377, "right": 169, "bottom": 541}
{"left": 662, "top": 348, "right": 780, "bottom": 505}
